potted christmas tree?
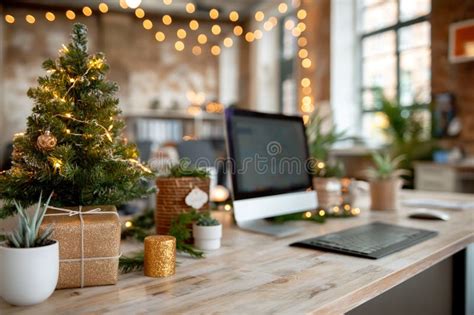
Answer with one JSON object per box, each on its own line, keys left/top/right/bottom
{"left": 0, "top": 193, "right": 58, "bottom": 306}
{"left": 0, "top": 24, "right": 154, "bottom": 289}
{"left": 366, "top": 153, "right": 409, "bottom": 211}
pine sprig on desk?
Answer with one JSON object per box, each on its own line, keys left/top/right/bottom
{"left": 119, "top": 251, "right": 145, "bottom": 273}
{"left": 120, "top": 209, "right": 206, "bottom": 273}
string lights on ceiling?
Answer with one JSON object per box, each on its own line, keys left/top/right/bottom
{"left": 2, "top": 0, "right": 314, "bottom": 115}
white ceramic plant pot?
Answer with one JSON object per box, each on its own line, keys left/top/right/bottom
{"left": 193, "top": 224, "right": 222, "bottom": 250}
{"left": 0, "top": 241, "right": 59, "bottom": 306}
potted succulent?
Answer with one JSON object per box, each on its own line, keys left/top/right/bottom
{"left": 0, "top": 193, "right": 58, "bottom": 306}
{"left": 366, "top": 153, "right": 409, "bottom": 211}
{"left": 192, "top": 215, "right": 222, "bottom": 251}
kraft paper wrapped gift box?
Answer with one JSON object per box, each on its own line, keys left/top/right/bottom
{"left": 40, "top": 205, "right": 121, "bottom": 289}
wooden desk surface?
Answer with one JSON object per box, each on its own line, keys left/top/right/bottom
{"left": 1, "top": 190, "right": 473, "bottom": 315}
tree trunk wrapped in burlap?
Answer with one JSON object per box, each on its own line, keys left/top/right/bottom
{"left": 155, "top": 177, "right": 210, "bottom": 235}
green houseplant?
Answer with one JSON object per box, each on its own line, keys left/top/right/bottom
{"left": 0, "top": 193, "right": 59, "bottom": 306}
{"left": 366, "top": 153, "right": 409, "bottom": 211}
{"left": 306, "top": 108, "right": 346, "bottom": 210}
{"left": 372, "top": 88, "right": 435, "bottom": 186}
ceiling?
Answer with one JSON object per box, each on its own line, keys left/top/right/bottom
{"left": 3, "top": 0, "right": 277, "bottom": 19}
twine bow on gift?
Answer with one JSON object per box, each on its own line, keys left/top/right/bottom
{"left": 45, "top": 206, "right": 122, "bottom": 288}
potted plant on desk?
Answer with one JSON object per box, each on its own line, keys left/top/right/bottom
{"left": 306, "top": 107, "right": 346, "bottom": 210}
{"left": 156, "top": 162, "right": 210, "bottom": 235}
{"left": 0, "top": 193, "right": 58, "bottom": 306}
{"left": 366, "top": 153, "right": 409, "bottom": 211}
{"left": 193, "top": 215, "right": 222, "bottom": 250}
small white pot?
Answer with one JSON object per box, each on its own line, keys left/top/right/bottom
{"left": 193, "top": 224, "right": 222, "bottom": 250}
{"left": 0, "top": 240, "right": 59, "bottom": 306}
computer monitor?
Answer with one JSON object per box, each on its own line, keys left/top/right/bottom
{"left": 225, "top": 108, "right": 317, "bottom": 237}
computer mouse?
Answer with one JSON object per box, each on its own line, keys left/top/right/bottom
{"left": 408, "top": 209, "right": 450, "bottom": 221}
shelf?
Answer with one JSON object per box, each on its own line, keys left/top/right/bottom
{"left": 122, "top": 109, "right": 223, "bottom": 121}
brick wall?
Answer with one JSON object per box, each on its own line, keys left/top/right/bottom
{"left": 0, "top": 6, "right": 220, "bottom": 156}
{"left": 431, "top": 0, "right": 474, "bottom": 151}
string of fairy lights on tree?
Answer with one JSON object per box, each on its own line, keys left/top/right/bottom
{"left": 3, "top": 0, "right": 314, "bottom": 116}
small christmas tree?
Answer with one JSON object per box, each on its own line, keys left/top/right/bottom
{"left": 0, "top": 23, "right": 154, "bottom": 218}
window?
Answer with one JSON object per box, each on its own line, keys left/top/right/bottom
{"left": 359, "top": 0, "right": 431, "bottom": 143}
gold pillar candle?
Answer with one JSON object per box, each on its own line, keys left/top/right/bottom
{"left": 144, "top": 235, "right": 176, "bottom": 278}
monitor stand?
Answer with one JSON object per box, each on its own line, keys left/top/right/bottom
{"left": 237, "top": 219, "right": 303, "bottom": 238}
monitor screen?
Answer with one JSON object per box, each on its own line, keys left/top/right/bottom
{"left": 225, "top": 109, "right": 312, "bottom": 200}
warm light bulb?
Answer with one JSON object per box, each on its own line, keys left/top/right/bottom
{"left": 319, "top": 210, "right": 326, "bottom": 216}
{"left": 297, "top": 9, "right": 307, "bottom": 20}
{"left": 254, "top": 30, "right": 263, "bottom": 39}
{"left": 297, "top": 22, "right": 306, "bottom": 32}
{"left": 125, "top": 0, "right": 142, "bottom": 9}
{"left": 209, "top": 8, "right": 219, "bottom": 20}
{"left": 66, "top": 10, "right": 76, "bottom": 20}
{"left": 223, "top": 37, "right": 233, "bottom": 48}
{"left": 163, "top": 0, "right": 173, "bottom": 5}
{"left": 278, "top": 3, "right": 288, "bottom": 13}
{"left": 304, "top": 211, "right": 312, "bottom": 218}
{"left": 292, "top": 28, "right": 302, "bottom": 37}
{"left": 175, "top": 41, "right": 185, "bottom": 51}
{"left": 285, "top": 19, "right": 295, "bottom": 30}
{"left": 162, "top": 15, "right": 172, "bottom": 25}
{"left": 155, "top": 31, "right": 166, "bottom": 42}
{"left": 5, "top": 15, "right": 15, "bottom": 24}
{"left": 189, "top": 19, "right": 199, "bottom": 30}
{"left": 264, "top": 21, "right": 273, "bottom": 31}
{"left": 135, "top": 8, "right": 145, "bottom": 18}
{"left": 45, "top": 12, "right": 55, "bottom": 22}
{"left": 233, "top": 25, "right": 243, "bottom": 36}
{"left": 82, "top": 6, "right": 92, "bottom": 17}
{"left": 119, "top": 0, "right": 128, "bottom": 9}
{"left": 143, "top": 19, "right": 153, "bottom": 30}
{"left": 229, "top": 11, "right": 239, "bottom": 22}
{"left": 177, "top": 28, "right": 187, "bottom": 39}
{"left": 301, "top": 78, "right": 311, "bottom": 87}
{"left": 185, "top": 3, "right": 195, "bottom": 13}
{"left": 298, "top": 37, "right": 307, "bottom": 47}
{"left": 211, "top": 24, "right": 221, "bottom": 35}
{"left": 211, "top": 45, "right": 221, "bottom": 56}
{"left": 245, "top": 32, "right": 255, "bottom": 42}
{"left": 98, "top": 3, "right": 109, "bottom": 13}
{"left": 192, "top": 46, "right": 202, "bottom": 56}
{"left": 210, "top": 185, "right": 230, "bottom": 202}
{"left": 302, "top": 58, "right": 312, "bottom": 68}
{"left": 255, "top": 11, "right": 264, "bottom": 22}
{"left": 25, "top": 14, "right": 36, "bottom": 24}
{"left": 197, "top": 34, "right": 208, "bottom": 44}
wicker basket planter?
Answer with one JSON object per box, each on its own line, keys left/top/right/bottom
{"left": 155, "top": 177, "right": 210, "bottom": 235}
{"left": 313, "top": 177, "right": 342, "bottom": 210}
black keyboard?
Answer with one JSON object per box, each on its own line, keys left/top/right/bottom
{"left": 290, "top": 222, "right": 438, "bottom": 259}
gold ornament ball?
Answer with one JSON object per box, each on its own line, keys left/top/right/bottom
{"left": 37, "top": 131, "right": 57, "bottom": 151}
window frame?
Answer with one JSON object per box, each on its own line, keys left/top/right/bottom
{"left": 358, "top": 0, "right": 431, "bottom": 113}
